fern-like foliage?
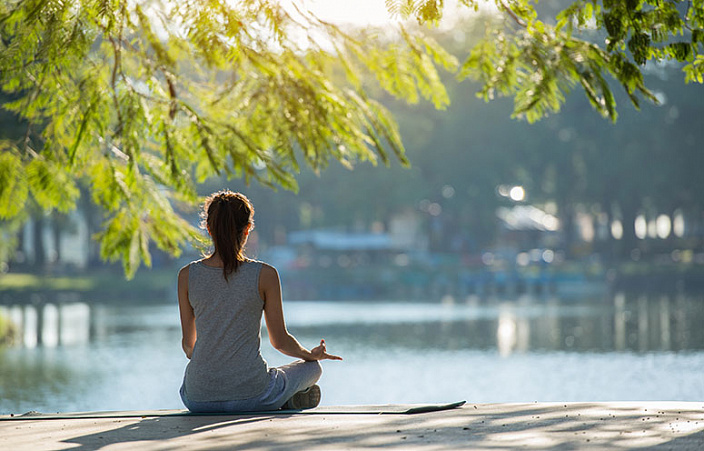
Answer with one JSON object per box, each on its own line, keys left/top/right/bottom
{"left": 386, "top": 0, "right": 444, "bottom": 23}
{"left": 0, "top": 0, "right": 454, "bottom": 277}
{"left": 2, "top": 0, "right": 703, "bottom": 276}
{"left": 455, "top": 0, "right": 704, "bottom": 122}
{"left": 390, "top": 0, "right": 702, "bottom": 123}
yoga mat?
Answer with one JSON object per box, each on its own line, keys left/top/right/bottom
{"left": 0, "top": 401, "right": 466, "bottom": 421}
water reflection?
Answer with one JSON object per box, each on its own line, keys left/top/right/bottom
{"left": 1, "top": 302, "right": 91, "bottom": 347}
{"left": 0, "top": 303, "right": 185, "bottom": 414}
{"left": 2, "top": 293, "right": 703, "bottom": 353}
{"left": 285, "top": 293, "right": 704, "bottom": 354}
{"left": 0, "top": 293, "right": 703, "bottom": 413}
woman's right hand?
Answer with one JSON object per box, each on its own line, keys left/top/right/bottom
{"left": 262, "top": 264, "right": 343, "bottom": 362}
{"left": 308, "top": 339, "right": 343, "bottom": 361}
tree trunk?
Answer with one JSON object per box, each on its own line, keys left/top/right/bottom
{"left": 619, "top": 203, "right": 639, "bottom": 260}
{"left": 32, "top": 215, "right": 46, "bottom": 271}
{"left": 80, "top": 188, "right": 102, "bottom": 267}
{"left": 15, "top": 225, "right": 24, "bottom": 260}
{"left": 598, "top": 204, "right": 615, "bottom": 263}
{"left": 52, "top": 215, "right": 62, "bottom": 264}
{"left": 559, "top": 201, "right": 575, "bottom": 258}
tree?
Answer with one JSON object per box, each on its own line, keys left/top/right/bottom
{"left": 0, "top": 0, "right": 455, "bottom": 276}
{"left": 397, "top": 0, "right": 702, "bottom": 122}
{"left": 1, "top": 0, "right": 703, "bottom": 277}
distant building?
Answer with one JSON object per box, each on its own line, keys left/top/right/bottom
{"left": 495, "top": 205, "right": 560, "bottom": 251}
{"left": 288, "top": 230, "right": 392, "bottom": 251}
{"left": 388, "top": 210, "right": 427, "bottom": 251}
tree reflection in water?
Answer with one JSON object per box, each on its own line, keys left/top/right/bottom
{"left": 0, "top": 293, "right": 702, "bottom": 413}
{"left": 286, "top": 293, "right": 704, "bottom": 354}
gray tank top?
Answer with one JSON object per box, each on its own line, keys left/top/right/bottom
{"left": 183, "top": 260, "right": 269, "bottom": 402}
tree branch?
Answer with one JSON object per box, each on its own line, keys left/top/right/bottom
{"left": 498, "top": 0, "right": 527, "bottom": 28}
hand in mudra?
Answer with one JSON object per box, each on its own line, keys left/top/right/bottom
{"left": 309, "top": 339, "right": 342, "bottom": 361}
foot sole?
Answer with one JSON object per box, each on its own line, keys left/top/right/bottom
{"left": 286, "top": 384, "right": 321, "bottom": 410}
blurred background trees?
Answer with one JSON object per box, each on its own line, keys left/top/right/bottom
{"left": 1, "top": 1, "right": 704, "bottom": 276}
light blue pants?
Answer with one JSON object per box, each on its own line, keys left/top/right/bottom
{"left": 180, "top": 360, "right": 322, "bottom": 413}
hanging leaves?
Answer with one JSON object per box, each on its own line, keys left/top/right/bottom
{"left": 0, "top": 149, "right": 28, "bottom": 220}
{"left": 2, "top": 0, "right": 703, "bottom": 276}
{"left": 453, "top": 0, "right": 703, "bottom": 122}
{"left": 0, "top": 0, "right": 453, "bottom": 277}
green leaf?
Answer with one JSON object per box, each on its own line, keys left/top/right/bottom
{"left": 26, "top": 158, "right": 80, "bottom": 213}
{"left": 0, "top": 148, "right": 28, "bottom": 219}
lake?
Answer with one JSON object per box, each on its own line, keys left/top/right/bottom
{"left": 1, "top": 292, "right": 703, "bottom": 414}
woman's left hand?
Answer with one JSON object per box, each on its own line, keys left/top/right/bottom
{"left": 309, "top": 339, "right": 343, "bottom": 361}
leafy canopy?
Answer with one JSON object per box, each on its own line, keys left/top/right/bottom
{"left": 1, "top": 0, "right": 703, "bottom": 277}
{"left": 388, "top": 0, "right": 704, "bottom": 122}
{"left": 0, "top": 0, "right": 455, "bottom": 276}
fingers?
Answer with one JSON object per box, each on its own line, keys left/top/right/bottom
{"left": 325, "top": 353, "right": 343, "bottom": 361}
{"left": 316, "top": 339, "right": 342, "bottom": 360}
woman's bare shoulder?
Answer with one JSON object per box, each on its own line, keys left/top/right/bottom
{"left": 177, "top": 265, "right": 188, "bottom": 281}
{"left": 257, "top": 262, "right": 280, "bottom": 289}
{"left": 178, "top": 261, "right": 198, "bottom": 280}
{"left": 258, "top": 261, "right": 278, "bottom": 277}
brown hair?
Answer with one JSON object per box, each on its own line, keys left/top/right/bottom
{"left": 201, "top": 190, "right": 254, "bottom": 281}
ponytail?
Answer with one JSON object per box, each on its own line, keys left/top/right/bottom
{"left": 201, "top": 191, "right": 254, "bottom": 281}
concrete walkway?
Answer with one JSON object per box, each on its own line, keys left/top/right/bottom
{"left": 1, "top": 402, "right": 703, "bottom": 450}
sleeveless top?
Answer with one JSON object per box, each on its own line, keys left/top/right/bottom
{"left": 183, "top": 260, "right": 270, "bottom": 402}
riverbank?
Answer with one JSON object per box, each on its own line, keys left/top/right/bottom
{"left": 0, "top": 268, "right": 174, "bottom": 305}
{"left": 3, "top": 260, "right": 704, "bottom": 305}
{"left": 1, "top": 402, "right": 702, "bottom": 450}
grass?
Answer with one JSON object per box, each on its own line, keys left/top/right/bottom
{"left": 616, "top": 260, "right": 704, "bottom": 275}
{"left": 0, "top": 267, "right": 176, "bottom": 294}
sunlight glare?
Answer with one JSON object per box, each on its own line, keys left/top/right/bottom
{"left": 673, "top": 210, "right": 685, "bottom": 237}
{"left": 286, "top": 0, "right": 489, "bottom": 28}
{"left": 509, "top": 186, "right": 525, "bottom": 202}
{"left": 497, "top": 307, "right": 517, "bottom": 357}
{"left": 647, "top": 219, "right": 658, "bottom": 239}
{"left": 303, "top": 0, "right": 392, "bottom": 26}
{"left": 656, "top": 214, "right": 671, "bottom": 239}
{"left": 635, "top": 215, "right": 647, "bottom": 239}
{"left": 611, "top": 220, "right": 623, "bottom": 240}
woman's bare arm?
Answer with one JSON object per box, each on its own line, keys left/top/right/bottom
{"left": 260, "top": 263, "right": 341, "bottom": 361}
{"left": 178, "top": 265, "right": 196, "bottom": 359}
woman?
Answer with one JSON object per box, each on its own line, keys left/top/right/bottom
{"left": 178, "top": 190, "right": 342, "bottom": 412}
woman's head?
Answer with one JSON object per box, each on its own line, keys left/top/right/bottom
{"left": 201, "top": 190, "right": 254, "bottom": 279}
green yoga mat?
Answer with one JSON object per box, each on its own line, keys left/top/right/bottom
{"left": 0, "top": 401, "right": 466, "bottom": 421}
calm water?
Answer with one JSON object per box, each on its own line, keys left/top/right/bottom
{"left": 1, "top": 293, "right": 703, "bottom": 414}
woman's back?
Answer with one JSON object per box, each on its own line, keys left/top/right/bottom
{"left": 183, "top": 260, "right": 269, "bottom": 402}
{"left": 178, "top": 190, "right": 339, "bottom": 413}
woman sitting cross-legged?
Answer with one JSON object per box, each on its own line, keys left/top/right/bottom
{"left": 178, "top": 190, "right": 342, "bottom": 413}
